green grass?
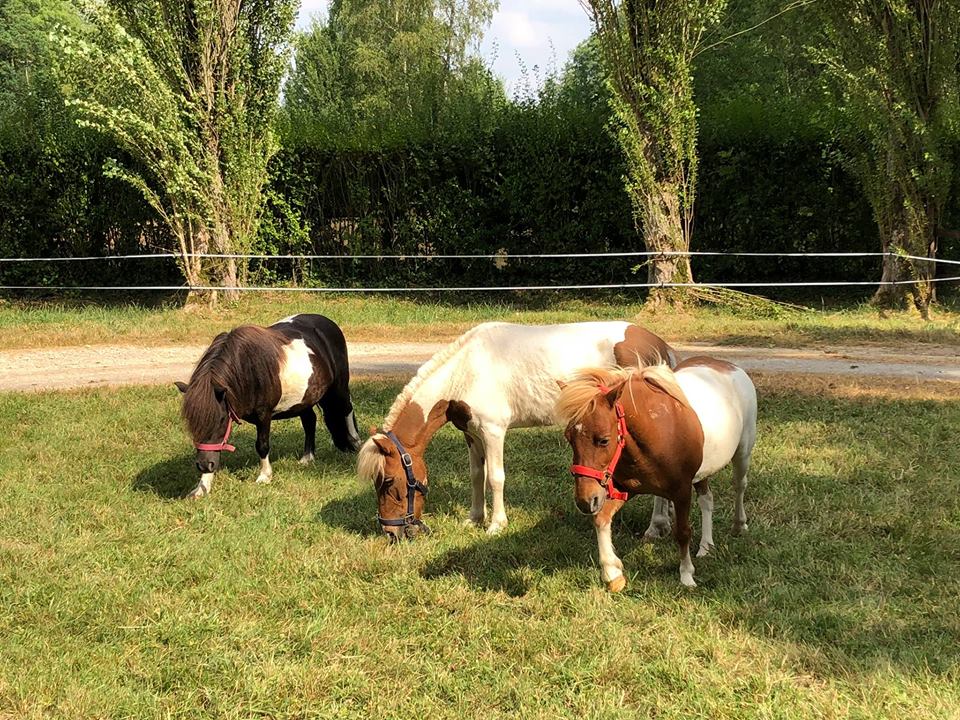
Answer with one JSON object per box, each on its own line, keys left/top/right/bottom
{"left": 1, "top": 292, "right": 959, "bottom": 349}
{"left": 0, "top": 379, "right": 958, "bottom": 718}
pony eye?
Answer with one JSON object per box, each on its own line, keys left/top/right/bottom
{"left": 596, "top": 437, "right": 610, "bottom": 447}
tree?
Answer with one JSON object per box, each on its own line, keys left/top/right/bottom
{"left": 813, "top": 0, "right": 960, "bottom": 317}
{"left": 581, "top": 0, "right": 727, "bottom": 307}
{"left": 52, "top": 0, "right": 298, "bottom": 303}
{"left": 282, "top": 0, "right": 499, "bottom": 149}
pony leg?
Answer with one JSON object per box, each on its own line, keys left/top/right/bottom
{"left": 594, "top": 498, "right": 627, "bottom": 591}
{"left": 695, "top": 479, "right": 715, "bottom": 557}
{"left": 186, "top": 472, "right": 214, "bottom": 499}
{"left": 732, "top": 450, "right": 751, "bottom": 535}
{"left": 673, "top": 489, "right": 696, "bottom": 587}
{"left": 320, "top": 385, "right": 362, "bottom": 452}
{"left": 465, "top": 434, "right": 487, "bottom": 527}
{"left": 643, "top": 496, "right": 672, "bottom": 541}
{"left": 299, "top": 408, "right": 317, "bottom": 464}
{"left": 255, "top": 419, "right": 273, "bottom": 484}
{"left": 483, "top": 428, "right": 508, "bottom": 535}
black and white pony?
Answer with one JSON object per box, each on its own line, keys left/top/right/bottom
{"left": 176, "top": 314, "right": 362, "bottom": 498}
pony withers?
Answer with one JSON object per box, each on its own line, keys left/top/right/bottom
{"left": 357, "top": 321, "right": 676, "bottom": 541}
{"left": 176, "top": 314, "right": 362, "bottom": 498}
{"left": 557, "top": 357, "right": 757, "bottom": 590}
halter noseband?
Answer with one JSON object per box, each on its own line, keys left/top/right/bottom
{"left": 377, "top": 430, "right": 430, "bottom": 537}
{"left": 569, "top": 383, "right": 629, "bottom": 502}
{"left": 194, "top": 407, "right": 241, "bottom": 453}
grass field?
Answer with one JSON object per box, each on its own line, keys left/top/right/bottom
{"left": 1, "top": 376, "right": 958, "bottom": 718}
{"left": 1, "top": 292, "right": 959, "bottom": 349}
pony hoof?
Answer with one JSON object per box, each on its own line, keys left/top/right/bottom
{"left": 732, "top": 522, "right": 749, "bottom": 536}
{"left": 680, "top": 574, "right": 697, "bottom": 588}
{"left": 463, "top": 517, "right": 485, "bottom": 528}
{"left": 696, "top": 543, "right": 714, "bottom": 558}
{"left": 185, "top": 485, "right": 208, "bottom": 499}
{"left": 298, "top": 453, "right": 315, "bottom": 465}
{"left": 485, "top": 520, "right": 507, "bottom": 535}
{"left": 255, "top": 474, "right": 272, "bottom": 484}
{"left": 607, "top": 575, "right": 627, "bottom": 593}
{"left": 642, "top": 526, "right": 670, "bottom": 543}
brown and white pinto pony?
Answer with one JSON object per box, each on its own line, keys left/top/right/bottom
{"left": 556, "top": 357, "right": 757, "bottom": 590}
{"left": 176, "top": 314, "right": 362, "bottom": 498}
{"left": 357, "top": 321, "right": 676, "bottom": 541}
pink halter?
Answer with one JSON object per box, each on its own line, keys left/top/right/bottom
{"left": 194, "top": 407, "right": 241, "bottom": 452}
{"left": 569, "top": 383, "right": 629, "bottom": 502}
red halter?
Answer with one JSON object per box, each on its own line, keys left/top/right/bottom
{"left": 193, "top": 407, "right": 241, "bottom": 453}
{"left": 569, "top": 383, "right": 630, "bottom": 502}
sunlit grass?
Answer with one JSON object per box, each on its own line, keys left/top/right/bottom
{"left": 1, "top": 291, "right": 959, "bottom": 349}
{"left": 0, "top": 378, "right": 957, "bottom": 718}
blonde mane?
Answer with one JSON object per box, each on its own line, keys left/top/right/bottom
{"left": 357, "top": 437, "right": 386, "bottom": 483}
{"left": 555, "top": 363, "right": 690, "bottom": 425}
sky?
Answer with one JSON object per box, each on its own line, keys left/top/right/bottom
{"left": 295, "top": 0, "right": 594, "bottom": 95}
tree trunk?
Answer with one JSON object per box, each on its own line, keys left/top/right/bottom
{"left": 871, "top": 226, "right": 908, "bottom": 309}
{"left": 637, "top": 185, "right": 694, "bottom": 309}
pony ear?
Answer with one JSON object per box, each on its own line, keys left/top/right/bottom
{"left": 556, "top": 379, "right": 567, "bottom": 390}
{"left": 371, "top": 435, "right": 393, "bottom": 456}
{"left": 368, "top": 425, "right": 378, "bottom": 436}
{"left": 174, "top": 381, "right": 188, "bottom": 394}
{"left": 446, "top": 400, "right": 472, "bottom": 431}
{"left": 603, "top": 383, "right": 624, "bottom": 406}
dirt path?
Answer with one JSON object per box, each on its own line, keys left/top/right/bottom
{"left": 0, "top": 340, "right": 958, "bottom": 393}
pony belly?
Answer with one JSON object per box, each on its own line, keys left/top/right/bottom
{"left": 274, "top": 339, "right": 316, "bottom": 413}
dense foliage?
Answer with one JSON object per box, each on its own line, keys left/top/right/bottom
{"left": 1, "top": 0, "right": 956, "bottom": 300}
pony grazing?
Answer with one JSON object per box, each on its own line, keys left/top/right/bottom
{"left": 357, "top": 321, "right": 676, "bottom": 541}
{"left": 176, "top": 314, "right": 362, "bottom": 498}
{"left": 557, "top": 357, "right": 757, "bottom": 590}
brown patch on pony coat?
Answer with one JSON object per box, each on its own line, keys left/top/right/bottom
{"left": 615, "top": 324, "right": 676, "bottom": 368}
{"left": 675, "top": 355, "right": 738, "bottom": 374}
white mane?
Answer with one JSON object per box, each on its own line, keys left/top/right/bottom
{"left": 381, "top": 323, "right": 500, "bottom": 430}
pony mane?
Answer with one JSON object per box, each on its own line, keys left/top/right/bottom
{"left": 381, "top": 323, "right": 500, "bottom": 430}
{"left": 357, "top": 436, "right": 386, "bottom": 484}
{"left": 555, "top": 363, "right": 690, "bottom": 425}
{"left": 182, "top": 325, "right": 284, "bottom": 440}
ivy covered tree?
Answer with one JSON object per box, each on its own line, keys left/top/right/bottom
{"left": 813, "top": 0, "right": 960, "bottom": 317}
{"left": 52, "top": 0, "right": 299, "bottom": 303}
{"left": 582, "top": 0, "right": 727, "bottom": 306}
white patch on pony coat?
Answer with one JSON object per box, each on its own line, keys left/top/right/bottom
{"left": 256, "top": 456, "right": 272, "bottom": 484}
{"left": 673, "top": 365, "right": 757, "bottom": 481}
{"left": 274, "top": 339, "right": 314, "bottom": 413}
{"left": 188, "top": 473, "right": 214, "bottom": 498}
{"left": 275, "top": 314, "right": 300, "bottom": 325}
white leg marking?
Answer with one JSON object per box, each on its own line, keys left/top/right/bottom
{"left": 643, "top": 496, "right": 672, "bottom": 541}
{"left": 187, "top": 473, "right": 214, "bottom": 499}
{"left": 679, "top": 546, "right": 696, "bottom": 588}
{"left": 465, "top": 438, "right": 487, "bottom": 527}
{"left": 696, "top": 486, "right": 715, "bottom": 557}
{"left": 484, "top": 430, "right": 508, "bottom": 535}
{"left": 732, "top": 454, "right": 750, "bottom": 535}
{"left": 596, "top": 520, "right": 624, "bottom": 589}
{"left": 345, "top": 410, "right": 361, "bottom": 446}
{"left": 299, "top": 451, "right": 315, "bottom": 465}
{"left": 256, "top": 456, "right": 273, "bottom": 484}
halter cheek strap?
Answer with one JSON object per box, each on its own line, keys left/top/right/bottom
{"left": 569, "top": 384, "right": 630, "bottom": 502}
{"left": 377, "top": 430, "right": 430, "bottom": 535}
{"left": 194, "top": 407, "right": 241, "bottom": 453}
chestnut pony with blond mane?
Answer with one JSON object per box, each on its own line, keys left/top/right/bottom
{"left": 357, "top": 321, "right": 675, "bottom": 540}
{"left": 557, "top": 357, "right": 756, "bottom": 590}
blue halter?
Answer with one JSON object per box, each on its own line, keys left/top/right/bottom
{"left": 377, "top": 431, "right": 430, "bottom": 537}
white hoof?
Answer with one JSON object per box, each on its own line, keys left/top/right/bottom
{"left": 733, "top": 522, "right": 749, "bottom": 536}
{"left": 696, "top": 543, "right": 714, "bottom": 558}
{"left": 486, "top": 518, "right": 508, "bottom": 535}
{"left": 643, "top": 524, "right": 671, "bottom": 542}
{"left": 298, "top": 453, "right": 315, "bottom": 465}
{"left": 186, "top": 483, "right": 208, "bottom": 499}
{"left": 255, "top": 473, "right": 272, "bottom": 484}
{"left": 607, "top": 575, "right": 626, "bottom": 593}
{"left": 680, "top": 573, "right": 697, "bottom": 588}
